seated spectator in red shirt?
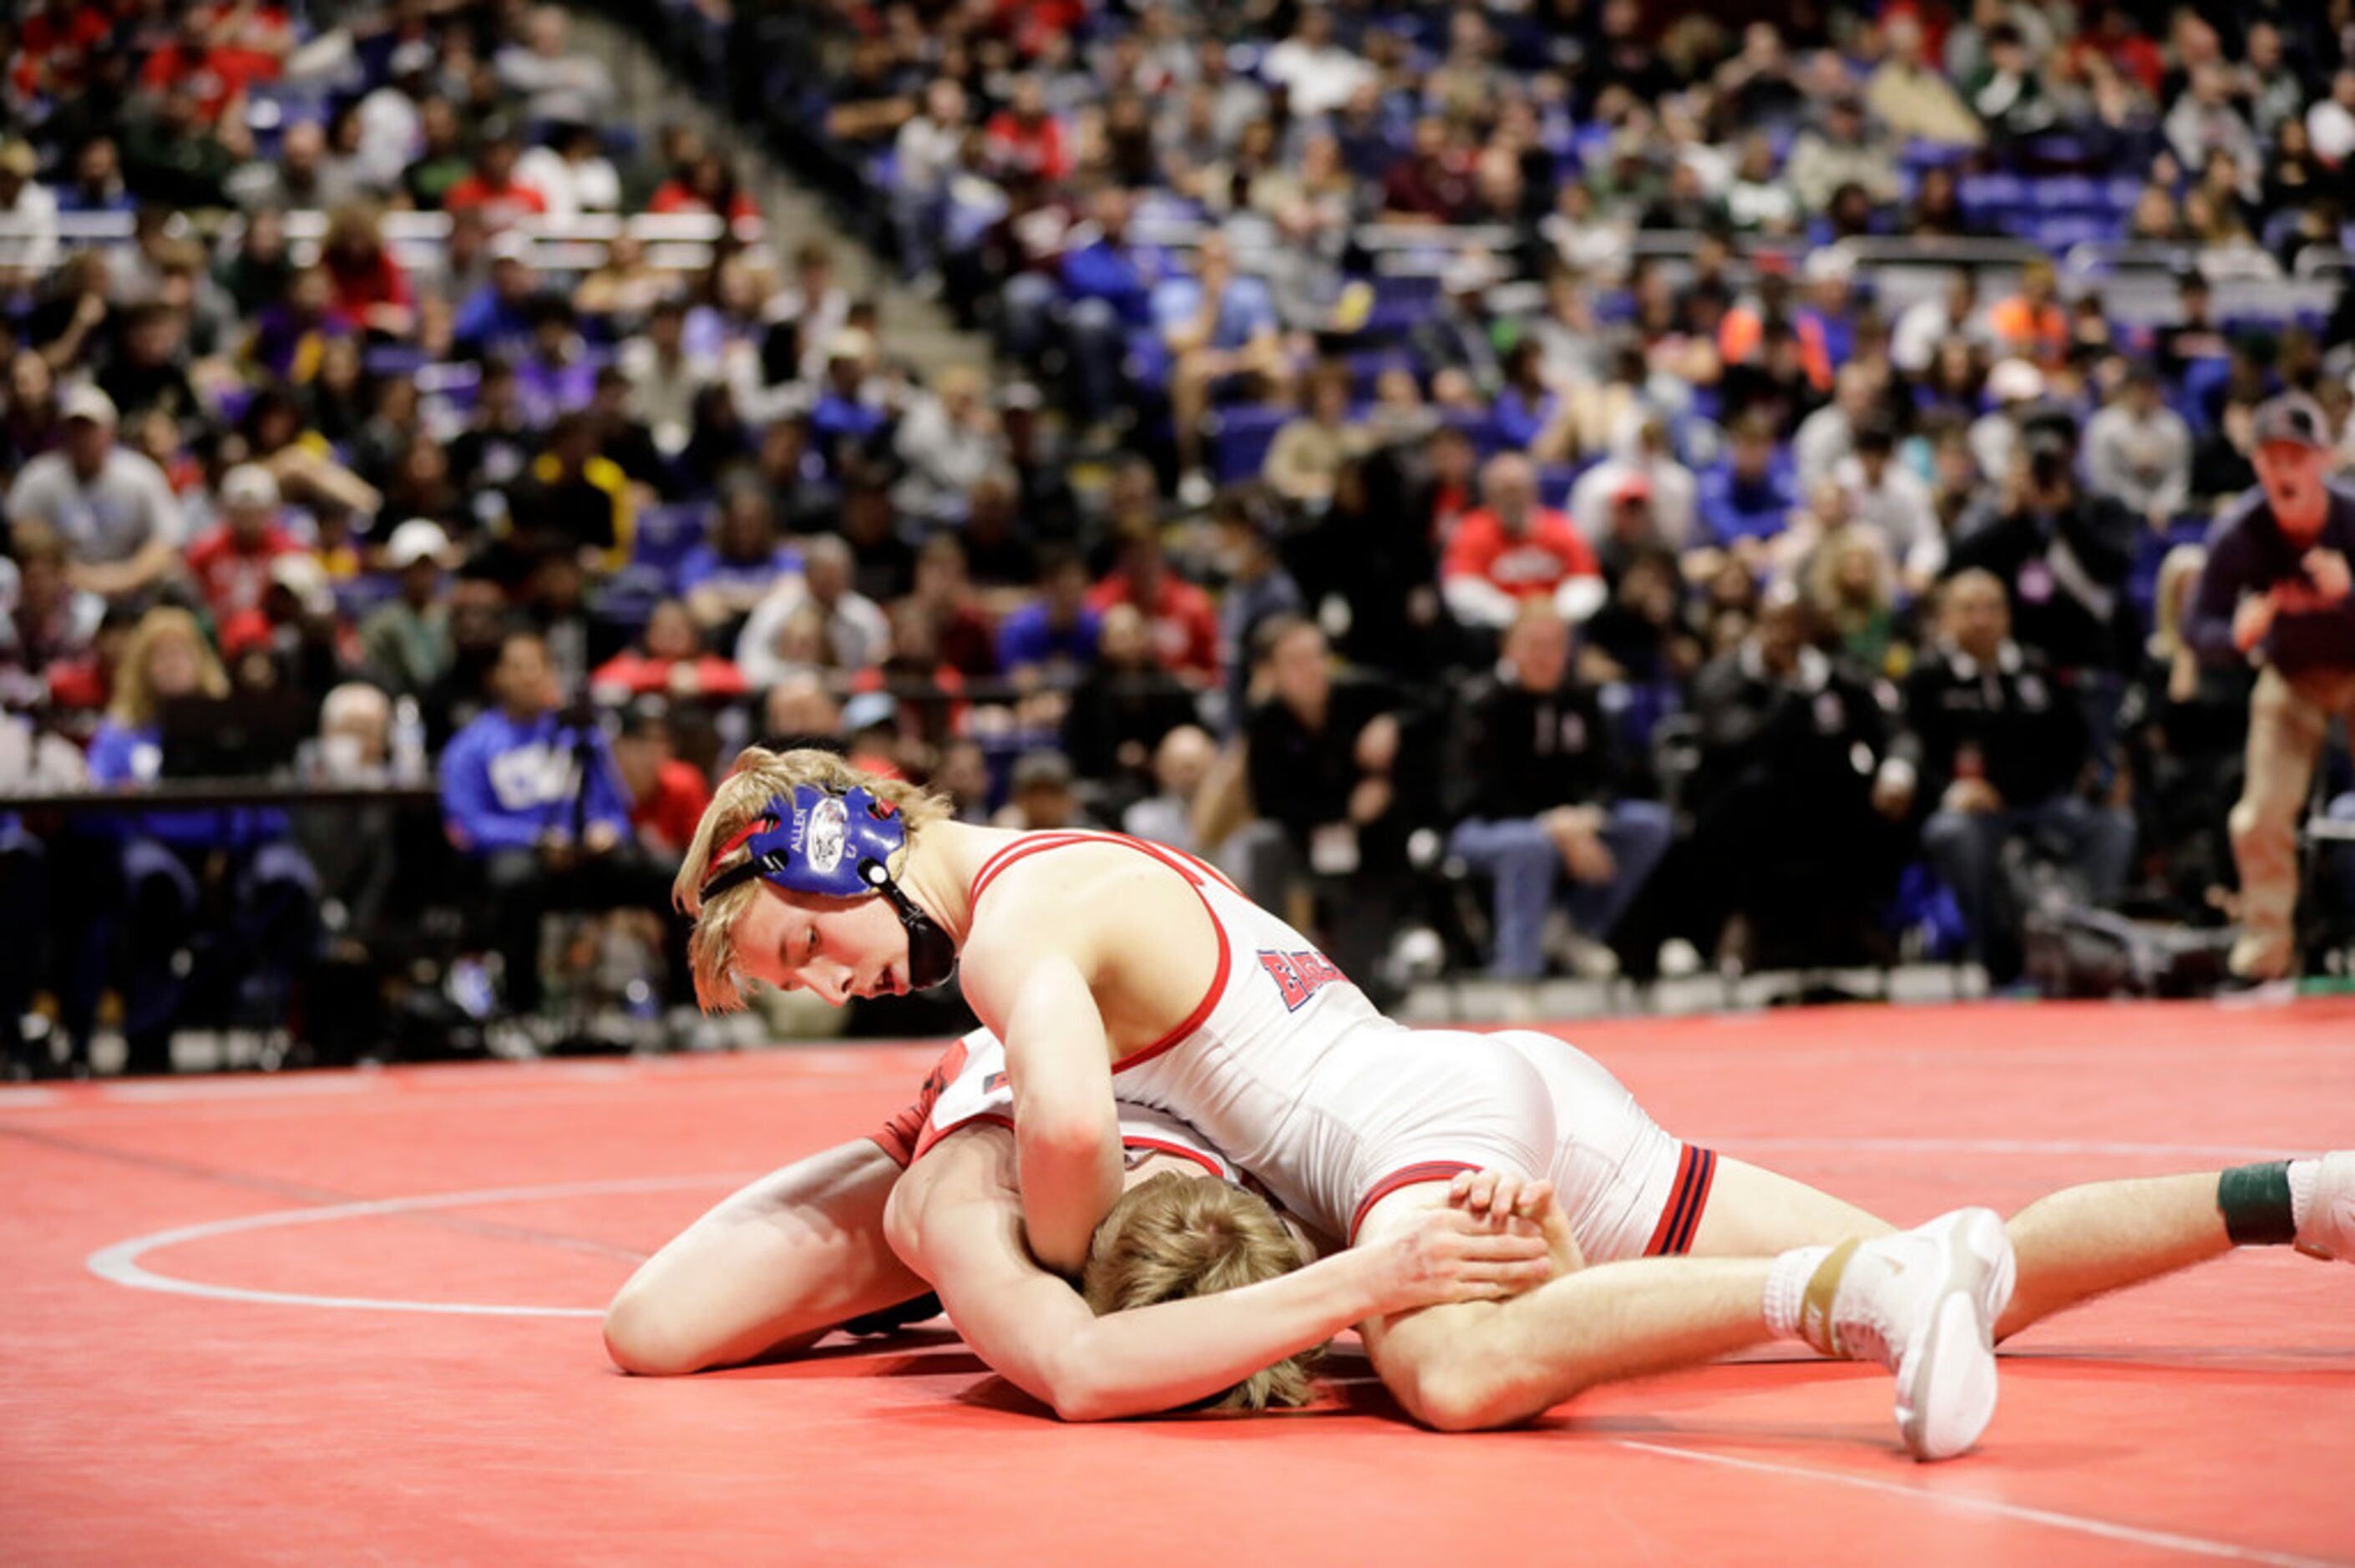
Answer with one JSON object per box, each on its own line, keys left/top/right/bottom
{"left": 985, "top": 74, "right": 1071, "bottom": 182}
{"left": 1441, "top": 452, "right": 1604, "bottom": 630}
{"left": 1087, "top": 524, "right": 1221, "bottom": 686}
{"left": 320, "top": 202, "right": 414, "bottom": 339}
{"left": 443, "top": 120, "right": 549, "bottom": 230}
{"left": 612, "top": 699, "right": 712, "bottom": 859}
{"left": 184, "top": 464, "right": 306, "bottom": 621}
{"left": 647, "top": 151, "right": 760, "bottom": 226}
{"left": 590, "top": 598, "right": 748, "bottom": 703}
{"left": 139, "top": 5, "right": 289, "bottom": 124}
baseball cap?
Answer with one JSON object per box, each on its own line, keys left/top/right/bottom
{"left": 62, "top": 383, "right": 119, "bottom": 426}
{"left": 220, "top": 463, "right": 280, "bottom": 509}
{"left": 2251, "top": 393, "right": 2328, "bottom": 452}
{"left": 385, "top": 518, "right": 451, "bottom": 569}
{"left": 1613, "top": 472, "right": 1654, "bottom": 504}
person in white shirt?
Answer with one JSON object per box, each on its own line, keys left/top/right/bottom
{"left": 2083, "top": 363, "right": 2191, "bottom": 529}
{"left": 1567, "top": 418, "right": 1698, "bottom": 550}
{"left": 733, "top": 536, "right": 891, "bottom": 688}
{"left": 0, "top": 139, "right": 59, "bottom": 277}
{"left": 1832, "top": 420, "right": 1945, "bottom": 591}
{"left": 495, "top": 5, "right": 615, "bottom": 125}
{"left": 2307, "top": 69, "right": 2355, "bottom": 167}
{"left": 3, "top": 386, "right": 184, "bottom": 605}
{"left": 1259, "top": 6, "right": 1373, "bottom": 119}
{"left": 515, "top": 123, "right": 622, "bottom": 220}
{"left": 1892, "top": 272, "right": 1985, "bottom": 377}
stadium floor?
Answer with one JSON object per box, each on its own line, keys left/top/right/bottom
{"left": 5, "top": 1000, "right": 2352, "bottom": 1565}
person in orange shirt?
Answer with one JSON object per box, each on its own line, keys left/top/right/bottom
{"left": 1988, "top": 256, "right": 2070, "bottom": 370}
{"left": 1440, "top": 453, "right": 1604, "bottom": 631}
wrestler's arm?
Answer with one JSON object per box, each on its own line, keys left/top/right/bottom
{"left": 904, "top": 1180, "right": 1526, "bottom": 1422}
{"left": 960, "top": 929, "right": 1123, "bottom": 1277}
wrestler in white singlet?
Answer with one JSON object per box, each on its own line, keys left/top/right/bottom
{"left": 964, "top": 833, "right": 1717, "bottom": 1262}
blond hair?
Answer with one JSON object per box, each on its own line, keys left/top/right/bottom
{"left": 673, "top": 745, "right": 953, "bottom": 1012}
{"left": 2147, "top": 544, "right": 2207, "bottom": 662}
{"left": 1081, "top": 1171, "right": 1322, "bottom": 1411}
{"left": 109, "top": 606, "right": 229, "bottom": 726}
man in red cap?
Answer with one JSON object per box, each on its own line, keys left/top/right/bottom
{"left": 2183, "top": 394, "right": 2355, "bottom": 981}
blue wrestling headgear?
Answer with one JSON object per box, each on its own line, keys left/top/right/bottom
{"left": 697, "top": 784, "right": 959, "bottom": 990}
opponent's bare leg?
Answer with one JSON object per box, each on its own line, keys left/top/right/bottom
{"left": 1691, "top": 1156, "right": 2337, "bottom": 1343}
{"left": 603, "top": 1139, "right": 928, "bottom": 1375}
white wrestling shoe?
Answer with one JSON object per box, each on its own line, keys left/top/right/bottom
{"left": 1804, "top": 1208, "right": 2017, "bottom": 1462}
{"left": 2296, "top": 1151, "right": 2355, "bottom": 1262}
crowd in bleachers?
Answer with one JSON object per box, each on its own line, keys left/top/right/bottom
{"left": 4, "top": 0, "right": 2355, "bottom": 1073}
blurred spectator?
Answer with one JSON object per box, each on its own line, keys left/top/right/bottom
{"left": 996, "top": 546, "right": 1101, "bottom": 686}
{"left": 1569, "top": 417, "right": 1699, "bottom": 552}
{"left": 85, "top": 606, "right": 319, "bottom": 1074}
{"left": 612, "top": 699, "right": 712, "bottom": 859}
{"left": 1062, "top": 603, "right": 1200, "bottom": 811}
{"left": 1124, "top": 724, "right": 1218, "bottom": 854}
{"left": 1157, "top": 230, "right": 1285, "bottom": 504}
{"left": 497, "top": 6, "right": 615, "bottom": 126}
{"left": 439, "top": 630, "right": 676, "bottom": 1019}
{"left": 1700, "top": 412, "right": 1801, "bottom": 549}
{"left": 1869, "top": 14, "right": 1985, "bottom": 148}
{"left": 2084, "top": 363, "right": 2192, "bottom": 530}
{"left": 735, "top": 535, "right": 889, "bottom": 687}
{"left": 994, "top": 749, "right": 1097, "bottom": 832}
{"left": 360, "top": 519, "right": 454, "bottom": 701}
{"left": 1988, "top": 257, "right": 2069, "bottom": 371}
{"left": 1089, "top": 526, "right": 1219, "bottom": 687}
{"left": 1947, "top": 425, "right": 2137, "bottom": 680}
{"left": 1902, "top": 571, "right": 2136, "bottom": 979}
{"left": 1672, "top": 588, "right": 1905, "bottom": 967}
{"left": 1233, "top": 617, "right": 1408, "bottom": 994}
{"left": 591, "top": 598, "right": 747, "bottom": 704}
{"left": 1786, "top": 94, "right": 1898, "bottom": 215}
{"left": 518, "top": 123, "right": 622, "bottom": 221}
{"left": 0, "top": 521, "right": 103, "bottom": 706}
{"left": 1446, "top": 605, "right": 1671, "bottom": 979}
{"left": 1263, "top": 363, "right": 1369, "bottom": 508}
{"left": 184, "top": 464, "right": 302, "bottom": 621}
{"left": 2120, "top": 545, "right": 2249, "bottom": 920}
{"left": 444, "top": 119, "right": 548, "bottom": 231}
{"left": 894, "top": 365, "right": 1002, "bottom": 526}
{"left": 1441, "top": 453, "right": 1604, "bottom": 632}
{"left": 6, "top": 385, "right": 183, "bottom": 608}
{"left": 679, "top": 486, "right": 798, "bottom": 639}
{"left": 1833, "top": 419, "right": 1945, "bottom": 590}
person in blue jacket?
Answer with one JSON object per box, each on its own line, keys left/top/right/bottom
{"left": 84, "top": 607, "right": 318, "bottom": 1075}
{"left": 440, "top": 628, "right": 683, "bottom": 1019}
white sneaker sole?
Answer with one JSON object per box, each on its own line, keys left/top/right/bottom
{"left": 1895, "top": 1207, "right": 2014, "bottom": 1462}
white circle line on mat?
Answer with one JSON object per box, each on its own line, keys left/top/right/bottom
{"left": 85, "top": 1173, "right": 749, "bottom": 1318}
{"left": 83, "top": 1138, "right": 2312, "bottom": 1318}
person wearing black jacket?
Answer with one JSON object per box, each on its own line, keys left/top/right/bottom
{"left": 1666, "top": 587, "right": 1908, "bottom": 967}
{"left": 1445, "top": 604, "right": 1670, "bottom": 978}
{"left": 1062, "top": 604, "right": 1203, "bottom": 820}
{"left": 1894, "top": 569, "right": 2137, "bottom": 979}
{"left": 1232, "top": 616, "right": 1410, "bottom": 994}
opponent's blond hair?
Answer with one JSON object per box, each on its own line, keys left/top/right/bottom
{"left": 1081, "top": 1171, "right": 1322, "bottom": 1411}
{"left": 673, "top": 745, "right": 953, "bottom": 1012}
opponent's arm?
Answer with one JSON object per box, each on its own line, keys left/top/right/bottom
{"left": 961, "top": 935, "right": 1122, "bottom": 1277}
{"left": 910, "top": 1193, "right": 1551, "bottom": 1422}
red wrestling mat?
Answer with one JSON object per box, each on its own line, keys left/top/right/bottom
{"left": 5, "top": 1000, "right": 2352, "bottom": 1566}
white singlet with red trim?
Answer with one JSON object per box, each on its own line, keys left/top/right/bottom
{"left": 910, "top": 1027, "right": 1238, "bottom": 1180}
{"left": 965, "top": 832, "right": 1690, "bottom": 1253}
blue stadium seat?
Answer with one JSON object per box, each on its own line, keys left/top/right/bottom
{"left": 631, "top": 502, "right": 714, "bottom": 589}
{"left": 1209, "top": 404, "right": 1292, "bottom": 484}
